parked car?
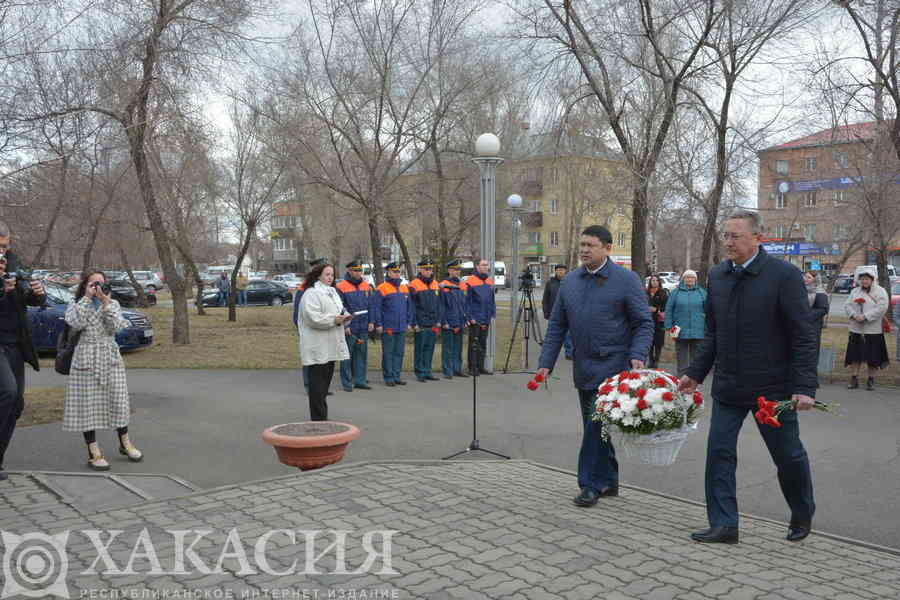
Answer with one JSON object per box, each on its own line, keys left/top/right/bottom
{"left": 107, "top": 279, "right": 157, "bottom": 308}
{"left": 29, "top": 281, "right": 154, "bottom": 353}
{"left": 891, "top": 282, "right": 900, "bottom": 309}
{"left": 832, "top": 274, "right": 854, "bottom": 294}
{"left": 131, "top": 270, "right": 165, "bottom": 292}
{"left": 272, "top": 273, "right": 303, "bottom": 292}
{"left": 196, "top": 279, "right": 293, "bottom": 307}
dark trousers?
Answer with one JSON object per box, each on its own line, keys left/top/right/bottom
{"left": 705, "top": 399, "right": 815, "bottom": 528}
{"left": 649, "top": 327, "right": 665, "bottom": 368}
{"left": 413, "top": 329, "right": 437, "bottom": 379}
{"left": 307, "top": 362, "right": 335, "bottom": 421}
{"left": 468, "top": 324, "right": 489, "bottom": 373}
{"left": 0, "top": 345, "right": 25, "bottom": 469}
{"left": 381, "top": 331, "right": 406, "bottom": 383}
{"left": 302, "top": 365, "right": 310, "bottom": 392}
{"left": 340, "top": 334, "right": 368, "bottom": 389}
{"left": 577, "top": 389, "right": 618, "bottom": 492}
{"left": 441, "top": 328, "right": 463, "bottom": 376}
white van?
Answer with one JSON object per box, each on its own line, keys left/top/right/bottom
{"left": 459, "top": 261, "right": 507, "bottom": 285}
{"left": 854, "top": 264, "right": 897, "bottom": 285}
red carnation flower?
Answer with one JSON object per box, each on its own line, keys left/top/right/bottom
{"left": 526, "top": 380, "right": 539, "bottom": 391}
{"left": 637, "top": 399, "right": 648, "bottom": 411}
{"left": 764, "top": 416, "right": 782, "bottom": 428}
{"left": 431, "top": 326, "right": 440, "bottom": 334}
{"left": 630, "top": 372, "right": 642, "bottom": 380}
{"left": 757, "top": 396, "right": 768, "bottom": 410}
{"left": 612, "top": 400, "right": 620, "bottom": 408}
{"left": 636, "top": 388, "right": 647, "bottom": 399}
{"left": 534, "top": 373, "right": 545, "bottom": 383}
{"left": 662, "top": 391, "right": 673, "bottom": 402}
{"left": 754, "top": 409, "right": 767, "bottom": 424}
{"left": 617, "top": 383, "right": 630, "bottom": 394}
{"left": 599, "top": 385, "right": 614, "bottom": 395}
{"left": 654, "top": 377, "right": 668, "bottom": 387}
{"left": 854, "top": 297, "right": 866, "bottom": 304}
{"left": 617, "top": 370, "right": 630, "bottom": 380}
{"left": 667, "top": 374, "right": 679, "bottom": 383}
{"left": 693, "top": 392, "right": 703, "bottom": 406}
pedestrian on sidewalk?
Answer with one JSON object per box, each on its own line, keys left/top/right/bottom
{"left": 464, "top": 258, "right": 496, "bottom": 375}
{"left": 543, "top": 264, "right": 572, "bottom": 360}
{"left": 679, "top": 210, "right": 818, "bottom": 545}
{"left": 236, "top": 272, "right": 249, "bottom": 306}
{"left": 298, "top": 263, "right": 351, "bottom": 421}
{"left": 439, "top": 259, "right": 468, "bottom": 379}
{"left": 0, "top": 225, "right": 47, "bottom": 482}
{"left": 215, "top": 272, "right": 230, "bottom": 307}
{"left": 63, "top": 270, "right": 143, "bottom": 471}
{"left": 409, "top": 258, "right": 443, "bottom": 382}
{"left": 663, "top": 269, "right": 707, "bottom": 376}
{"left": 804, "top": 271, "right": 829, "bottom": 376}
{"left": 294, "top": 258, "right": 329, "bottom": 397}
{"left": 375, "top": 262, "right": 414, "bottom": 387}
{"left": 646, "top": 275, "right": 669, "bottom": 369}
{"left": 335, "top": 260, "right": 376, "bottom": 392}
{"left": 843, "top": 268, "right": 889, "bottom": 391}
{"left": 536, "top": 225, "right": 653, "bottom": 508}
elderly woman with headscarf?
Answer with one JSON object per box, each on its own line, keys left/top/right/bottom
{"left": 663, "top": 269, "right": 707, "bottom": 376}
{"left": 844, "top": 267, "right": 889, "bottom": 390}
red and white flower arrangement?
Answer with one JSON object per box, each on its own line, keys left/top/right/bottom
{"left": 592, "top": 369, "right": 703, "bottom": 439}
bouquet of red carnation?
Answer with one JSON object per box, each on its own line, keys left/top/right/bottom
{"left": 853, "top": 297, "right": 866, "bottom": 305}
{"left": 525, "top": 372, "right": 546, "bottom": 391}
{"left": 754, "top": 396, "right": 837, "bottom": 428}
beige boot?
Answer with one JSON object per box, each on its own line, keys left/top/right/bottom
{"left": 87, "top": 442, "right": 110, "bottom": 471}
{"left": 118, "top": 434, "right": 143, "bottom": 462}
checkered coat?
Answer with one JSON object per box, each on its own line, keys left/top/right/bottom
{"left": 62, "top": 298, "right": 131, "bottom": 432}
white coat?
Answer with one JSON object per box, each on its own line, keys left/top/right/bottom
{"left": 298, "top": 281, "right": 350, "bottom": 366}
{"left": 844, "top": 284, "right": 889, "bottom": 335}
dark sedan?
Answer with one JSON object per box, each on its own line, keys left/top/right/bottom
{"left": 29, "top": 282, "right": 154, "bottom": 353}
{"left": 107, "top": 279, "right": 157, "bottom": 308}
{"left": 832, "top": 274, "right": 854, "bottom": 294}
{"left": 196, "top": 279, "right": 293, "bottom": 307}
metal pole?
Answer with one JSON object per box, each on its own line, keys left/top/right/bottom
{"left": 473, "top": 156, "right": 503, "bottom": 372}
{"left": 510, "top": 212, "right": 519, "bottom": 327}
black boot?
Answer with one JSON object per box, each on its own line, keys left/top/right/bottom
{"left": 847, "top": 375, "right": 858, "bottom": 389}
{"left": 866, "top": 377, "right": 875, "bottom": 391}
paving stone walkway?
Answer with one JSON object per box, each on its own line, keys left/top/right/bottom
{"left": 1, "top": 460, "right": 898, "bottom": 599}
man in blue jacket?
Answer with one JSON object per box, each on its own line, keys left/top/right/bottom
{"left": 537, "top": 226, "right": 653, "bottom": 507}
{"left": 409, "top": 258, "right": 443, "bottom": 382}
{"left": 375, "top": 262, "right": 415, "bottom": 387}
{"left": 464, "top": 258, "right": 496, "bottom": 375}
{"left": 336, "top": 259, "right": 377, "bottom": 391}
{"left": 440, "top": 259, "right": 469, "bottom": 379}
{"left": 679, "top": 210, "right": 818, "bottom": 544}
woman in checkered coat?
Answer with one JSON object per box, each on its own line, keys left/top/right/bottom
{"left": 63, "top": 271, "right": 143, "bottom": 470}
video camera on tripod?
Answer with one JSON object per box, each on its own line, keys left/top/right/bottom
{"left": 518, "top": 267, "right": 535, "bottom": 291}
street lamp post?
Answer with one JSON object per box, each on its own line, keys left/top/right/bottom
{"left": 506, "top": 193, "right": 523, "bottom": 327}
{"left": 473, "top": 133, "right": 504, "bottom": 372}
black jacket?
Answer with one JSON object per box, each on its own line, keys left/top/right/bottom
{"left": 647, "top": 287, "right": 669, "bottom": 330}
{"left": 685, "top": 247, "right": 817, "bottom": 405}
{"left": 542, "top": 276, "right": 564, "bottom": 320}
{"left": 3, "top": 251, "right": 45, "bottom": 371}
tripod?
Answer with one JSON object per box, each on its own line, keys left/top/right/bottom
{"left": 502, "top": 286, "right": 544, "bottom": 373}
{"left": 443, "top": 324, "right": 510, "bottom": 460}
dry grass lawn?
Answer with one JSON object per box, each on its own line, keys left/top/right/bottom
{"left": 18, "top": 387, "right": 66, "bottom": 427}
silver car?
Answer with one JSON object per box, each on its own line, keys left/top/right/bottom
{"left": 131, "top": 270, "right": 165, "bottom": 292}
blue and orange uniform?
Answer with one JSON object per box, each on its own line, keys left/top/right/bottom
{"left": 464, "top": 264, "right": 496, "bottom": 374}
{"left": 375, "top": 262, "right": 415, "bottom": 386}
{"left": 335, "top": 260, "right": 377, "bottom": 391}
{"left": 440, "top": 258, "right": 468, "bottom": 378}
{"left": 409, "top": 258, "right": 443, "bottom": 382}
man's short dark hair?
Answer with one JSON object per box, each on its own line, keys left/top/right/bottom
{"left": 581, "top": 225, "right": 613, "bottom": 244}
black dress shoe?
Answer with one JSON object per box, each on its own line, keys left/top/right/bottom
{"left": 453, "top": 372, "right": 469, "bottom": 378}
{"left": 444, "top": 374, "right": 453, "bottom": 380}
{"left": 354, "top": 384, "right": 372, "bottom": 390}
{"left": 425, "top": 375, "right": 439, "bottom": 381}
{"left": 787, "top": 524, "right": 811, "bottom": 542}
{"left": 342, "top": 387, "right": 353, "bottom": 392}
{"left": 385, "top": 381, "right": 396, "bottom": 387}
{"left": 597, "top": 485, "right": 619, "bottom": 497}
{"left": 416, "top": 377, "right": 428, "bottom": 383}
{"left": 395, "top": 380, "right": 407, "bottom": 385}
{"left": 866, "top": 377, "right": 875, "bottom": 391}
{"left": 691, "top": 526, "right": 739, "bottom": 544}
{"left": 479, "top": 369, "right": 491, "bottom": 375}
{"left": 0, "top": 470, "right": 8, "bottom": 482}
{"left": 848, "top": 375, "right": 859, "bottom": 389}
{"left": 573, "top": 488, "right": 601, "bottom": 507}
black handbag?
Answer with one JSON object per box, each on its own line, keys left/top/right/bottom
{"left": 54, "top": 324, "right": 82, "bottom": 375}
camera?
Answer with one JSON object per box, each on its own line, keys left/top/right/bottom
{"left": 518, "top": 268, "right": 535, "bottom": 291}
{"left": 2, "top": 268, "right": 33, "bottom": 282}
{"left": 91, "top": 281, "right": 112, "bottom": 294}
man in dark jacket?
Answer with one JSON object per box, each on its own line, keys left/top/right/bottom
{"left": 409, "top": 258, "right": 443, "bottom": 382}
{"left": 336, "top": 259, "right": 377, "bottom": 391}
{"left": 464, "top": 258, "right": 496, "bottom": 375}
{"left": 0, "top": 222, "right": 46, "bottom": 481}
{"left": 679, "top": 210, "right": 818, "bottom": 544}
{"left": 440, "top": 259, "right": 468, "bottom": 379}
{"left": 542, "top": 264, "right": 572, "bottom": 359}
{"left": 537, "top": 226, "right": 654, "bottom": 508}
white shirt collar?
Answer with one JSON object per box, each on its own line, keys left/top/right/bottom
{"left": 587, "top": 257, "right": 608, "bottom": 275}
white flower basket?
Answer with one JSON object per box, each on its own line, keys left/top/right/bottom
{"left": 617, "top": 424, "right": 696, "bottom": 466}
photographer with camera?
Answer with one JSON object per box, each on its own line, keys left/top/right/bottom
{"left": 63, "top": 271, "right": 143, "bottom": 471}
{"left": 0, "top": 223, "right": 46, "bottom": 481}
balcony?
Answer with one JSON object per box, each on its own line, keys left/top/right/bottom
{"left": 522, "top": 212, "right": 543, "bottom": 227}
{"left": 273, "top": 249, "right": 298, "bottom": 262}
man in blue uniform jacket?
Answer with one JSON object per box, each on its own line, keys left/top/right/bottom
{"left": 335, "top": 259, "right": 377, "bottom": 391}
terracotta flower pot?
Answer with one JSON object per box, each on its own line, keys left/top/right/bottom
{"left": 262, "top": 421, "right": 361, "bottom": 471}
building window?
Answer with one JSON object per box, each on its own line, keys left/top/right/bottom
{"left": 530, "top": 199, "right": 540, "bottom": 211}
{"left": 803, "top": 223, "right": 816, "bottom": 241}
{"left": 775, "top": 193, "right": 786, "bottom": 209}
{"left": 804, "top": 157, "right": 817, "bottom": 171}
{"left": 617, "top": 231, "right": 626, "bottom": 246}
{"left": 273, "top": 238, "right": 295, "bottom": 251}
{"left": 550, "top": 197, "right": 558, "bottom": 214}
{"left": 272, "top": 216, "right": 297, "bottom": 229}
{"left": 833, "top": 224, "right": 848, "bottom": 241}
{"left": 775, "top": 160, "right": 789, "bottom": 174}
{"left": 527, "top": 231, "right": 541, "bottom": 244}
{"left": 804, "top": 191, "right": 817, "bottom": 208}
{"left": 833, "top": 190, "right": 846, "bottom": 204}
{"left": 834, "top": 151, "right": 849, "bottom": 168}
{"left": 549, "top": 231, "right": 559, "bottom": 247}
{"left": 774, "top": 223, "right": 789, "bottom": 239}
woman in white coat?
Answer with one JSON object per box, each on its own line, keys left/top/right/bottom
{"left": 844, "top": 268, "right": 889, "bottom": 390}
{"left": 298, "top": 263, "right": 351, "bottom": 420}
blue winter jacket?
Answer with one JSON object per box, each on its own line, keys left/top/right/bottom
{"left": 375, "top": 278, "right": 415, "bottom": 332}
{"left": 538, "top": 261, "right": 654, "bottom": 390}
{"left": 292, "top": 284, "right": 306, "bottom": 329}
{"left": 439, "top": 277, "right": 467, "bottom": 329}
{"left": 663, "top": 283, "right": 707, "bottom": 340}
{"left": 409, "top": 276, "right": 443, "bottom": 327}
{"left": 464, "top": 273, "right": 496, "bottom": 325}
{"left": 335, "top": 274, "right": 378, "bottom": 337}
